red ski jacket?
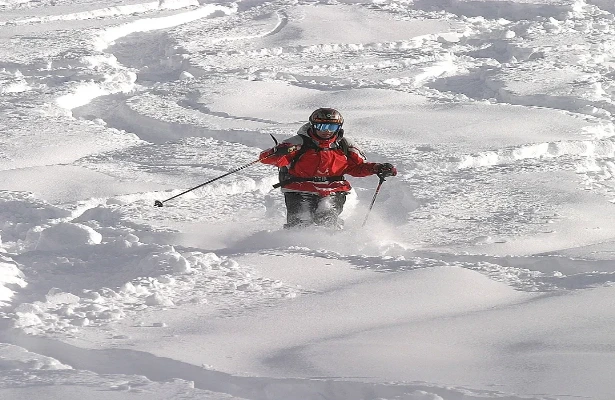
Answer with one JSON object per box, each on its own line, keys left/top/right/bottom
{"left": 260, "top": 124, "right": 378, "bottom": 196}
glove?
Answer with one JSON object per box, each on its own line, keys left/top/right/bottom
{"left": 374, "top": 163, "right": 397, "bottom": 177}
{"left": 260, "top": 144, "right": 300, "bottom": 159}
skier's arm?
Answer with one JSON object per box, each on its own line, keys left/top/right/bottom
{"left": 343, "top": 140, "right": 397, "bottom": 177}
{"left": 259, "top": 136, "right": 303, "bottom": 167}
{"left": 345, "top": 159, "right": 378, "bottom": 177}
{"left": 342, "top": 140, "right": 378, "bottom": 177}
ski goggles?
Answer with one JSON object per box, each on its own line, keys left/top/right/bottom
{"left": 312, "top": 123, "right": 341, "bottom": 132}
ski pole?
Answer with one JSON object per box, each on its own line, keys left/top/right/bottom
{"left": 154, "top": 156, "right": 268, "bottom": 207}
{"left": 361, "top": 174, "right": 386, "bottom": 227}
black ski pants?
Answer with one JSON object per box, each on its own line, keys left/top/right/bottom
{"left": 284, "top": 191, "right": 347, "bottom": 228}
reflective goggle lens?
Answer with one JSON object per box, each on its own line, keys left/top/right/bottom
{"left": 313, "top": 123, "right": 340, "bottom": 132}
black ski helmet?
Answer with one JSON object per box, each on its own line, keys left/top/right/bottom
{"left": 309, "top": 108, "right": 344, "bottom": 126}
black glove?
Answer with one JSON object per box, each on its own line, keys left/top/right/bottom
{"left": 374, "top": 163, "right": 397, "bottom": 177}
{"left": 273, "top": 144, "right": 300, "bottom": 156}
{"left": 260, "top": 144, "right": 300, "bottom": 160}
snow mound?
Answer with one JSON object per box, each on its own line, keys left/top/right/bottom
{"left": 0, "top": 193, "right": 71, "bottom": 246}
{"left": 0, "top": 343, "right": 72, "bottom": 371}
{"left": 35, "top": 223, "right": 102, "bottom": 251}
{"left": 6, "top": 202, "right": 301, "bottom": 335}
{"left": 73, "top": 205, "right": 128, "bottom": 227}
{"left": 0, "top": 0, "right": 32, "bottom": 5}
{"left": 0, "top": 255, "right": 27, "bottom": 307}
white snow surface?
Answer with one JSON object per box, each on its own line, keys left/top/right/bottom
{"left": 1, "top": 0, "right": 615, "bottom": 399}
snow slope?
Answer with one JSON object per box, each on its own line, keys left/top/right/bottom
{"left": 1, "top": 0, "right": 615, "bottom": 399}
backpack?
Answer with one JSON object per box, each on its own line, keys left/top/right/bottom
{"left": 274, "top": 134, "right": 350, "bottom": 189}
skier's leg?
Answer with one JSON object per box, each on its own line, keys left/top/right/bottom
{"left": 314, "top": 192, "right": 347, "bottom": 228}
{"left": 284, "top": 192, "right": 319, "bottom": 228}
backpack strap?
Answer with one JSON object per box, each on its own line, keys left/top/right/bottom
{"left": 289, "top": 135, "right": 316, "bottom": 169}
{"left": 339, "top": 137, "right": 349, "bottom": 158}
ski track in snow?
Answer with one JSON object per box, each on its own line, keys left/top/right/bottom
{"left": 0, "top": 330, "right": 557, "bottom": 400}
{"left": 2, "top": 0, "right": 615, "bottom": 399}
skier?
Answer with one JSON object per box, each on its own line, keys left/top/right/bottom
{"left": 259, "top": 108, "right": 397, "bottom": 229}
